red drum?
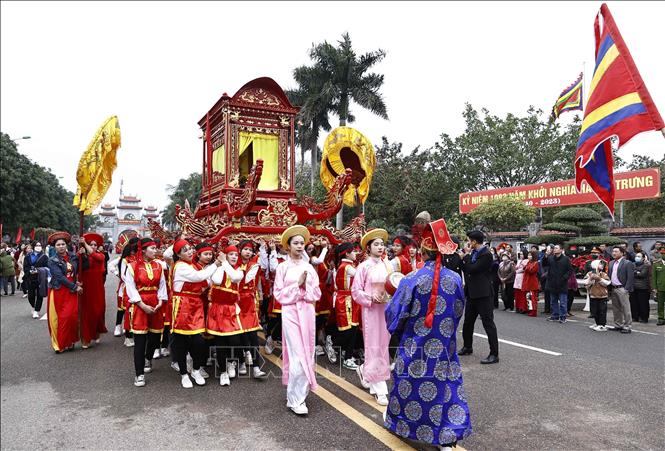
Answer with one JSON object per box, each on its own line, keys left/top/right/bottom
{"left": 385, "top": 272, "right": 405, "bottom": 296}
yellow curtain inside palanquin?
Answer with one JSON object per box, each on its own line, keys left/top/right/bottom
{"left": 320, "top": 127, "right": 375, "bottom": 207}
{"left": 238, "top": 131, "right": 279, "bottom": 190}
{"left": 212, "top": 144, "right": 225, "bottom": 175}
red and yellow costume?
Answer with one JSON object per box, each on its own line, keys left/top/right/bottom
{"left": 238, "top": 258, "right": 262, "bottom": 332}
{"left": 79, "top": 237, "right": 107, "bottom": 343}
{"left": 171, "top": 261, "right": 209, "bottom": 335}
{"left": 207, "top": 260, "right": 244, "bottom": 336}
{"left": 126, "top": 259, "right": 166, "bottom": 334}
{"left": 47, "top": 254, "right": 80, "bottom": 352}
{"left": 335, "top": 259, "right": 360, "bottom": 331}
{"left": 267, "top": 255, "right": 286, "bottom": 316}
{"left": 121, "top": 254, "right": 137, "bottom": 333}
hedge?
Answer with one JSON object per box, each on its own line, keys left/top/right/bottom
{"left": 524, "top": 234, "right": 567, "bottom": 245}
{"left": 565, "top": 235, "right": 625, "bottom": 247}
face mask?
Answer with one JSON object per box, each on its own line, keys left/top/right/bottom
{"left": 635, "top": 257, "right": 643, "bottom": 263}
{"left": 34, "top": 246, "right": 43, "bottom": 252}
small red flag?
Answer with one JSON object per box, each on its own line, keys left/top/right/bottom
{"left": 29, "top": 228, "right": 36, "bottom": 240}
{"left": 15, "top": 227, "right": 23, "bottom": 244}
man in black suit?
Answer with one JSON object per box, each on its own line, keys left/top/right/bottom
{"left": 459, "top": 230, "right": 499, "bottom": 364}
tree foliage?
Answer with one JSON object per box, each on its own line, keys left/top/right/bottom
{"left": 622, "top": 154, "right": 665, "bottom": 227}
{"left": 433, "top": 105, "right": 579, "bottom": 192}
{"left": 160, "top": 172, "right": 202, "bottom": 230}
{"left": 524, "top": 234, "right": 568, "bottom": 245}
{"left": 566, "top": 235, "right": 624, "bottom": 247}
{"left": 287, "top": 32, "right": 388, "bottom": 197}
{"left": 1, "top": 132, "right": 99, "bottom": 237}
{"left": 468, "top": 196, "right": 536, "bottom": 233}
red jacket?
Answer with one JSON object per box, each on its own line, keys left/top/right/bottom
{"left": 522, "top": 261, "right": 540, "bottom": 291}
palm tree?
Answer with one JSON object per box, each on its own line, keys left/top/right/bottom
{"left": 289, "top": 32, "right": 389, "bottom": 226}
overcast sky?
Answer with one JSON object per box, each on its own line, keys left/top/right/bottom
{"left": 2, "top": 1, "right": 664, "bottom": 213}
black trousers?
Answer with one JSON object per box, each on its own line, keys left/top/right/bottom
{"left": 27, "top": 284, "right": 44, "bottom": 312}
{"left": 567, "top": 289, "right": 576, "bottom": 313}
{"left": 543, "top": 289, "right": 551, "bottom": 313}
{"left": 502, "top": 283, "right": 515, "bottom": 309}
{"left": 161, "top": 325, "right": 171, "bottom": 349}
{"left": 115, "top": 310, "right": 124, "bottom": 326}
{"left": 462, "top": 296, "right": 499, "bottom": 357}
{"left": 334, "top": 327, "right": 358, "bottom": 359}
{"left": 214, "top": 334, "right": 243, "bottom": 372}
{"left": 492, "top": 279, "right": 500, "bottom": 308}
{"left": 630, "top": 289, "right": 651, "bottom": 322}
{"left": 267, "top": 315, "right": 282, "bottom": 341}
{"left": 590, "top": 298, "right": 608, "bottom": 326}
{"left": 172, "top": 333, "right": 206, "bottom": 375}
{"left": 133, "top": 333, "right": 160, "bottom": 376}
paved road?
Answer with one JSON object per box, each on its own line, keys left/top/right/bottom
{"left": 1, "top": 277, "right": 664, "bottom": 450}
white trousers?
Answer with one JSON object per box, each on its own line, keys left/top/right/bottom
{"left": 285, "top": 335, "right": 310, "bottom": 408}
{"left": 369, "top": 380, "right": 388, "bottom": 396}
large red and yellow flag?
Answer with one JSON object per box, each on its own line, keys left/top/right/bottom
{"left": 574, "top": 4, "right": 663, "bottom": 217}
{"left": 73, "top": 116, "right": 121, "bottom": 215}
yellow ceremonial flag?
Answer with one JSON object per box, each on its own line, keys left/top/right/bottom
{"left": 73, "top": 116, "right": 121, "bottom": 215}
{"left": 320, "top": 127, "right": 376, "bottom": 207}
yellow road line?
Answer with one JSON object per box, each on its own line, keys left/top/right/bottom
{"left": 258, "top": 332, "right": 467, "bottom": 450}
{"left": 261, "top": 351, "right": 415, "bottom": 451}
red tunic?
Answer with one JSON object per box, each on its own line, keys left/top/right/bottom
{"left": 121, "top": 255, "right": 137, "bottom": 331}
{"left": 207, "top": 271, "right": 243, "bottom": 336}
{"left": 238, "top": 260, "right": 261, "bottom": 332}
{"left": 171, "top": 261, "right": 208, "bottom": 335}
{"left": 268, "top": 256, "right": 286, "bottom": 316}
{"left": 80, "top": 251, "right": 107, "bottom": 343}
{"left": 315, "top": 261, "right": 333, "bottom": 316}
{"left": 335, "top": 260, "right": 361, "bottom": 331}
{"left": 522, "top": 261, "right": 540, "bottom": 291}
{"left": 159, "top": 259, "right": 173, "bottom": 326}
{"left": 47, "top": 256, "right": 79, "bottom": 352}
{"left": 129, "top": 260, "right": 165, "bottom": 334}
{"left": 394, "top": 254, "right": 413, "bottom": 275}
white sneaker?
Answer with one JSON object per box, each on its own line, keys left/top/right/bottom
{"left": 186, "top": 354, "right": 193, "bottom": 374}
{"left": 219, "top": 372, "right": 231, "bottom": 386}
{"left": 153, "top": 349, "right": 161, "bottom": 359}
{"left": 228, "top": 361, "right": 237, "bottom": 378}
{"left": 356, "top": 365, "right": 370, "bottom": 389}
{"left": 181, "top": 374, "right": 193, "bottom": 389}
{"left": 375, "top": 394, "right": 389, "bottom": 406}
{"left": 325, "top": 336, "right": 337, "bottom": 363}
{"left": 114, "top": 325, "right": 122, "bottom": 336}
{"left": 32, "top": 311, "right": 39, "bottom": 319}
{"left": 597, "top": 325, "right": 608, "bottom": 331}
{"left": 191, "top": 369, "right": 206, "bottom": 386}
{"left": 160, "top": 347, "right": 170, "bottom": 357}
{"left": 264, "top": 336, "right": 275, "bottom": 355}
{"left": 170, "top": 362, "right": 180, "bottom": 372}
{"left": 144, "top": 359, "right": 152, "bottom": 373}
{"left": 94, "top": 338, "right": 101, "bottom": 344}
{"left": 315, "top": 345, "right": 325, "bottom": 356}
{"left": 39, "top": 313, "right": 47, "bottom": 320}
{"left": 290, "top": 402, "right": 308, "bottom": 415}
{"left": 245, "top": 350, "right": 253, "bottom": 366}
{"left": 238, "top": 362, "right": 248, "bottom": 375}
{"left": 439, "top": 447, "right": 454, "bottom": 451}
{"left": 134, "top": 375, "right": 145, "bottom": 387}
{"left": 252, "top": 366, "right": 267, "bottom": 378}
{"left": 343, "top": 358, "right": 359, "bottom": 370}
{"left": 22, "top": 293, "right": 28, "bottom": 298}
{"left": 124, "top": 338, "right": 134, "bottom": 347}
{"left": 199, "top": 367, "right": 210, "bottom": 379}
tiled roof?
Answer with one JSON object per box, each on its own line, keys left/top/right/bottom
{"left": 610, "top": 227, "right": 665, "bottom": 235}
{"left": 490, "top": 231, "right": 529, "bottom": 237}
